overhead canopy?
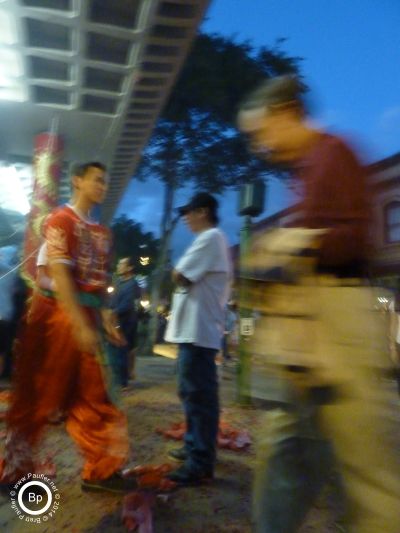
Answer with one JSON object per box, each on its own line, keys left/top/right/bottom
{"left": 0, "top": 0, "right": 211, "bottom": 223}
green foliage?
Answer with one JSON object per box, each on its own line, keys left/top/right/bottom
{"left": 163, "top": 34, "right": 302, "bottom": 124}
{"left": 111, "top": 214, "right": 159, "bottom": 275}
{"left": 134, "top": 33, "right": 304, "bottom": 351}
{"left": 136, "top": 33, "right": 302, "bottom": 194}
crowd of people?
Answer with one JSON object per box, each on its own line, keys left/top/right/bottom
{"left": 0, "top": 75, "right": 399, "bottom": 532}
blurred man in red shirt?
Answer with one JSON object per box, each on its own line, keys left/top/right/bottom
{"left": 238, "top": 76, "right": 400, "bottom": 533}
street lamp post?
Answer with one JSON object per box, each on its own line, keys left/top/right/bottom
{"left": 237, "top": 181, "right": 265, "bottom": 405}
{"left": 237, "top": 212, "right": 252, "bottom": 405}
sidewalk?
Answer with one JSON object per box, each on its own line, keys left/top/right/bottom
{"left": 153, "top": 343, "right": 288, "bottom": 405}
{"left": 153, "top": 343, "right": 178, "bottom": 359}
{"left": 1, "top": 354, "right": 396, "bottom": 532}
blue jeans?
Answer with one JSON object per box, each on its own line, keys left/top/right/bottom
{"left": 253, "top": 399, "right": 336, "bottom": 533}
{"left": 112, "top": 316, "right": 137, "bottom": 387}
{"left": 177, "top": 343, "right": 219, "bottom": 473}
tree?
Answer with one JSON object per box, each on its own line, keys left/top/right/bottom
{"left": 111, "top": 214, "right": 159, "bottom": 277}
{"left": 136, "top": 33, "right": 304, "bottom": 353}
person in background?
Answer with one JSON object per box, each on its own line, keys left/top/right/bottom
{"left": 238, "top": 75, "right": 400, "bottom": 533}
{"left": 222, "top": 300, "right": 239, "bottom": 363}
{"left": 164, "top": 192, "right": 231, "bottom": 485}
{"left": 156, "top": 304, "right": 170, "bottom": 344}
{"left": 110, "top": 257, "right": 141, "bottom": 387}
{"left": 0, "top": 248, "right": 18, "bottom": 379}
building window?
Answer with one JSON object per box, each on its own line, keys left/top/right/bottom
{"left": 385, "top": 202, "right": 400, "bottom": 243}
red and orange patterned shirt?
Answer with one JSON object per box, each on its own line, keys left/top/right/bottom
{"left": 45, "top": 204, "right": 111, "bottom": 293}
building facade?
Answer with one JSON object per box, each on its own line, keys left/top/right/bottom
{"left": 237, "top": 152, "right": 400, "bottom": 287}
{"left": 369, "top": 153, "right": 400, "bottom": 284}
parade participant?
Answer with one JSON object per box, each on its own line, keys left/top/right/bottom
{"left": 0, "top": 162, "right": 136, "bottom": 493}
{"left": 165, "top": 192, "right": 231, "bottom": 485}
{"left": 238, "top": 75, "right": 400, "bottom": 532}
{"left": 35, "top": 242, "right": 53, "bottom": 291}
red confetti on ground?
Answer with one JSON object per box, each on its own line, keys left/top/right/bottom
{"left": 155, "top": 422, "right": 186, "bottom": 441}
{"left": 35, "top": 457, "right": 57, "bottom": 477}
{"left": 122, "top": 464, "right": 177, "bottom": 492}
{"left": 0, "top": 455, "right": 56, "bottom": 477}
{"left": 156, "top": 421, "right": 252, "bottom": 451}
{"left": 122, "top": 491, "right": 155, "bottom": 532}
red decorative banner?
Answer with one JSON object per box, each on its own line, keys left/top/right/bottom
{"left": 21, "top": 133, "right": 63, "bottom": 286}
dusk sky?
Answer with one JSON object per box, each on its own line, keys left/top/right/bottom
{"left": 116, "top": 0, "right": 400, "bottom": 258}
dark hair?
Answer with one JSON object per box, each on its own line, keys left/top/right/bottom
{"left": 73, "top": 161, "right": 106, "bottom": 177}
{"left": 208, "top": 209, "right": 219, "bottom": 225}
{"left": 178, "top": 192, "right": 219, "bottom": 226}
{"left": 239, "top": 75, "right": 307, "bottom": 119}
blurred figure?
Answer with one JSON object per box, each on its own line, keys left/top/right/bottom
{"left": 238, "top": 76, "right": 400, "bottom": 532}
{"left": 0, "top": 162, "right": 136, "bottom": 493}
{"left": 0, "top": 247, "right": 18, "bottom": 379}
{"left": 156, "top": 304, "right": 170, "bottom": 343}
{"left": 222, "top": 300, "right": 239, "bottom": 363}
{"left": 165, "top": 192, "right": 231, "bottom": 485}
{"left": 110, "top": 257, "right": 141, "bottom": 387}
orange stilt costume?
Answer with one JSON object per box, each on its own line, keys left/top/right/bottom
{"left": 0, "top": 203, "right": 129, "bottom": 484}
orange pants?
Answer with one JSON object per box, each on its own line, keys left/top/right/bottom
{"left": 0, "top": 292, "right": 129, "bottom": 482}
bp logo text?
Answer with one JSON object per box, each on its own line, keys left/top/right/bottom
{"left": 10, "top": 473, "right": 60, "bottom": 524}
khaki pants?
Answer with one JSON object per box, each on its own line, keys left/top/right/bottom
{"left": 252, "top": 285, "right": 400, "bottom": 533}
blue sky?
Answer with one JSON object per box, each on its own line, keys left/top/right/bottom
{"left": 116, "top": 0, "right": 400, "bottom": 258}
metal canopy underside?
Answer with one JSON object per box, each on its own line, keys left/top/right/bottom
{"left": 0, "top": 0, "right": 210, "bottom": 222}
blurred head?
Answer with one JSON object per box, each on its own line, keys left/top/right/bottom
{"left": 117, "top": 257, "right": 134, "bottom": 277}
{"left": 71, "top": 162, "right": 107, "bottom": 205}
{"left": 177, "top": 192, "right": 219, "bottom": 233}
{"left": 237, "top": 76, "right": 313, "bottom": 163}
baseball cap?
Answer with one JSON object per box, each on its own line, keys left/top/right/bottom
{"left": 177, "top": 192, "right": 218, "bottom": 216}
{"left": 237, "top": 75, "right": 304, "bottom": 133}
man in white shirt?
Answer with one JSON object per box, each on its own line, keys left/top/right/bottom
{"left": 165, "top": 192, "right": 231, "bottom": 484}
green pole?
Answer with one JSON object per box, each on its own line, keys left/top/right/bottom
{"left": 237, "top": 214, "right": 252, "bottom": 405}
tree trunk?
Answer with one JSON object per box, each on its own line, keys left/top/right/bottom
{"left": 160, "top": 175, "right": 175, "bottom": 236}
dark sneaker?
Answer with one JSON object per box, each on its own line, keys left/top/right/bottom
{"left": 167, "top": 447, "right": 188, "bottom": 463}
{"left": 165, "top": 464, "right": 213, "bottom": 485}
{"left": 81, "top": 472, "right": 138, "bottom": 494}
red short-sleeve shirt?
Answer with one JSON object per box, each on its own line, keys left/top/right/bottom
{"left": 294, "top": 133, "right": 370, "bottom": 269}
{"left": 45, "top": 204, "right": 111, "bottom": 293}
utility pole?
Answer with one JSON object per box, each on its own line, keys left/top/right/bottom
{"left": 236, "top": 182, "right": 265, "bottom": 405}
{"left": 237, "top": 213, "right": 253, "bottom": 404}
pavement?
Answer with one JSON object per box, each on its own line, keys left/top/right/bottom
{"left": 0, "top": 352, "right": 398, "bottom": 532}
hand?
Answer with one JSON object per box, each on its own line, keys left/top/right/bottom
{"left": 172, "top": 270, "right": 192, "bottom": 287}
{"left": 102, "top": 310, "right": 127, "bottom": 347}
{"left": 74, "top": 323, "right": 100, "bottom": 354}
